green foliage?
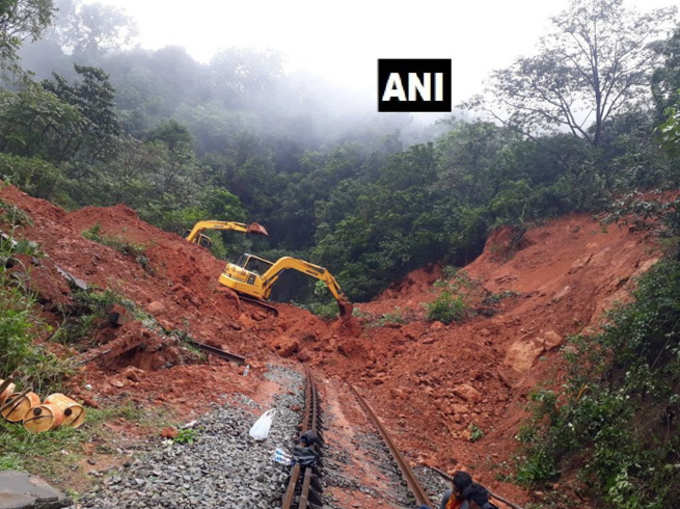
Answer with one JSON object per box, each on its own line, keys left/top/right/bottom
{"left": 476, "top": 0, "right": 676, "bottom": 146}
{"left": 0, "top": 225, "right": 69, "bottom": 393}
{"left": 0, "top": 0, "right": 54, "bottom": 70}
{"left": 172, "top": 428, "right": 197, "bottom": 445}
{"left": 468, "top": 423, "right": 484, "bottom": 443}
{"left": 0, "top": 81, "right": 84, "bottom": 161}
{"left": 0, "top": 198, "right": 32, "bottom": 225}
{"left": 307, "top": 300, "right": 338, "bottom": 320}
{"left": 516, "top": 259, "right": 680, "bottom": 507}
{"left": 659, "top": 94, "right": 680, "bottom": 157}
{"left": 42, "top": 64, "right": 120, "bottom": 162}
{"left": 82, "top": 224, "right": 151, "bottom": 272}
{"left": 426, "top": 291, "right": 466, "bottom": 324}
{"left": 51, "top": 287, "right": 119, "bottom": 348}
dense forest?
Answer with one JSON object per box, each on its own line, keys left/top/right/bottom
{"left": 0, "top": 0, "right": 678, "bottom": 307}
{"left": 0, "top": 0, "right": 680, "bottom": 507}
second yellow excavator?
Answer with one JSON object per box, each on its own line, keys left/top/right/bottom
{"left": 185, "top": 220, "right": 269, "bottom": 248}
{"left": 218, "top": 253, "right": 353, "bottom": 317}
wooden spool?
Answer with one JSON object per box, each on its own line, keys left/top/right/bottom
{"left": 43, "top": 393, "right": 85, "bottom": 428}
{"left": 0, "top": 379, "right": 16, "bottom": 405}
{"left": 1, "top": 391, "right": 40, "bottom": 422}
{"left": 23, "top": 403, "right": 65, "bottom": 433}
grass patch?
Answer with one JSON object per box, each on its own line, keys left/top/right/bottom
{"left": 468, "top": 423, "right": 484, "bottom": 442}
{"left": 0, "top": 400, "right": 177, "bottom": 482}
{"left": 172, "top": 428, "right": 197, "bottom": 444}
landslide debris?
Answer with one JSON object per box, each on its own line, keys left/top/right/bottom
{"left": 0, "top": 183, "right": 663, "bottom": 506}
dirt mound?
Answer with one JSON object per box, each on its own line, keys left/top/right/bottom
{"left": 1, "top": 182, "right": 665, "bottom": 505}
{"left": 310, "top": 214, "right": 659, "bottom": 501}
{"left": 0, "top": 185, "right": 330, "bottom": 412}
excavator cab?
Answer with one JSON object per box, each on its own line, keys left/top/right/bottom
{"left": 235, "top": 253, "right": 274, "bottom": 276}
{"left": 221, "top": 253, "right": 273, "bottom": 291}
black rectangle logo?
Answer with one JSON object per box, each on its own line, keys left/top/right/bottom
{"left": 378, "top": 59, "right": 451, "bottom": 112}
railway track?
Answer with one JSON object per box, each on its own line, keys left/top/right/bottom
{"left": 282, "top": 369, "right": 323, "bottom": 509}
{"left": 349, "top": 383, "right": 434, "bottom": 508}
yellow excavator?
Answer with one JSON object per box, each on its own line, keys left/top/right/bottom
{"left": 185, "top": 220, "right": 269, "bottom": 248}
{"left": 218, "top": 253, "right": 353, "bottom": 317}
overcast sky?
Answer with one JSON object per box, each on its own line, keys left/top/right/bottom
{"left": 82, "top": 0, "right": 677, "bottom": 107}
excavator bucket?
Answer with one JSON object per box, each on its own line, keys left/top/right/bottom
{"left": 246, "top": 222, "right": 269, "bottom": 236}
{"left": 337, "top": 298, "right": 354, "bottom": 318}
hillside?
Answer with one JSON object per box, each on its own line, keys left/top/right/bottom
{"left": 0, "top": 183, "right": 664, "bottom": 506}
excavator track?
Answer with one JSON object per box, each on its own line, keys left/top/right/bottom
{"left": 239, "top": 294, "right": 279, "bottom": 316}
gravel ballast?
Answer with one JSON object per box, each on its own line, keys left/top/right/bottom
{"left": 74, "top": 366, "right": 304, "bottom": 509}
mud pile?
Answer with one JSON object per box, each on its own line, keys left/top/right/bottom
{"left": 309, "top": 215, "right": 659, "bottom": 500}
{"left": 0, "top": 183, "right": 662, "bottom": 503}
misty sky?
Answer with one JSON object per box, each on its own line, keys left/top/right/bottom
{"left": 82, "top": 0, "right": 677, "bottom": 107}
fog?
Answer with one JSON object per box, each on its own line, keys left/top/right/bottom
{"left": 17, "top": 0, "right": 676, "bottom": 150}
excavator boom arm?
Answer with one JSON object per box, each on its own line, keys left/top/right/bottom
{"left": 185, "top": 221, "right": 268, "bottom": 244}
{"left": 261, "top": 257, "right": 353, "bottom": 316}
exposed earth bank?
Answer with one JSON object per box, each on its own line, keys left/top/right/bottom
{"left": 0, "top": 184, "right": 662, "bottom": 507}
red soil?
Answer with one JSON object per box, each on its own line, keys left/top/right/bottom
{"left": 0, "top": 184, "right": 662, "bottom": 506}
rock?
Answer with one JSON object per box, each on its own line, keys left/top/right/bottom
{"left": 147, "top": 301, "right": 166, "bottom": 314}
{"left": 401, "top": 322, "right": 424, "bottom": 341}
{"left": 108, "top": 304, "right": 129, "bottom": 326}
{"left": 430, "top": 321, "right": 445, "bottom": 330}
{"left": 451, "top": 404, "right": 469, "bottom": 414}
{"left": 0, "top": 470, "right": 70, "bottom": 509}
{"left": 337, "top": 338, "right": 365, "bottom": 357}
{"left": 160, "top": 427, "right": 178, "bottom": 439}
{"left": 421, "top": 336, "right": 437, "bottom": 345}
{"left": 540, "top": 329, "right": 563, "bottom": 350}
{"left": 121, "top": 366, "right": 145, "bottom": 382}
{"left": 453, "top": 384, "right": 482, "bottom": 402}
{"left": 272, "top": 336, "right": 299, "bottom": 358}
{"left": 504, "top": 339, "right": 545, "bottom": 372}
{"left": 552, "top": 286, "right": 570, "bottom": 302}
{"left": 296, "top": 350, "right": 311, "bottom": 362}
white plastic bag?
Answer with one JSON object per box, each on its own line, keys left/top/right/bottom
{"left": 249, "top": 409, "right": 276, "bottom": 441}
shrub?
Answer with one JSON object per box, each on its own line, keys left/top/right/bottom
{"left": 426, "top": 291, "right": 466, "bottom": 324}
{"left": 0, "top": 232, "right": 69, "bottom": 393}
{"left": 516, "top": 259, "right": 680, "bottom": 507}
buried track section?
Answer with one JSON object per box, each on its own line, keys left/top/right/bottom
{"left": 349, "top": 384, "right": 434, "bottom": 508}
{"left": 282, "top": 369, "right": 323, "bottom": 509}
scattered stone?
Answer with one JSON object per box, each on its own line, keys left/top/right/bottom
{"left": 0, "top": 470, "right": 70, "bottom": 509}
{"left": 160, "top": 426, "right": 178, "bottom": 439}
{"left": 146, "top": 301, "right": 165, "bottom": 314}
{"left": 452, "top": 384, "right": 482, "bottom": 402}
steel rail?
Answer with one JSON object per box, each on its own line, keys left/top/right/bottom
{"left": 186, "top": 339, "right": 246, "bottom": 365}
{"left": 349, "top": 384, "right": 433, "bottom": 508}
{"left": 282, "top": 370, "right": 322, "bottom": 509}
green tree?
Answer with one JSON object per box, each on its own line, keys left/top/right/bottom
{"left": 0, "top": 0, "right": 54, "bottom": 69}
{"left": 0, "top": 81, "right": 83, "bottom": 161}
{"left": 475, "top": 0, "right": 677, "bottom": 145}
{"left": 42, "top": 64, "right": 120, "bottom": 161}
